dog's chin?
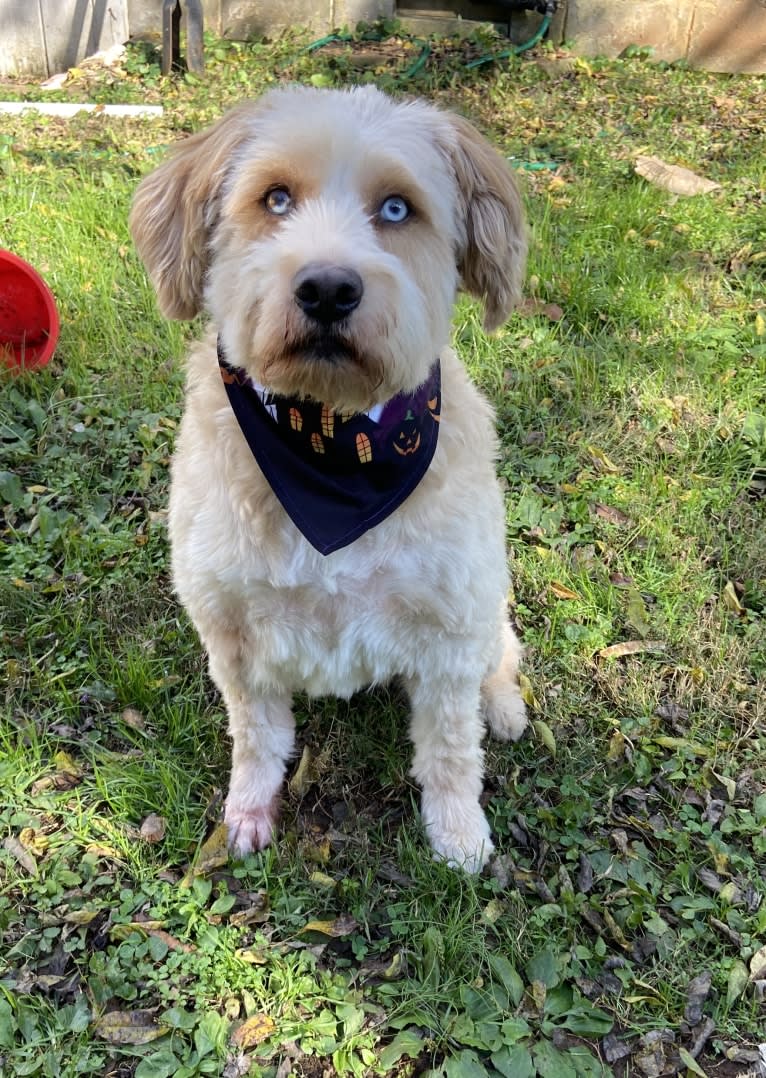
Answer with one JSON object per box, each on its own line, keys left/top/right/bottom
{"left": 259, "top": 332, "right": 386, "bottom": 410}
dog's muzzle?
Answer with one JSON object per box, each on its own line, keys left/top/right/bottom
{"left": 293, "top": 262, "right": 363, "bottom": 326}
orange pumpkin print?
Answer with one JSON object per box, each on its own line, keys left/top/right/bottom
{"left": 289, "top": 407, "right": 303, "bottom": 431}
{"left": 311, "top": 432, "right": 325, "bottom": 454}
{"left": 321, "top": 405, "right": 335, "bottom": 438}
{"left": 356, "top": 432, "right": 372, "bottom": 463}
{"left": 427, "top": 396, "right": 441, "bottom": 422}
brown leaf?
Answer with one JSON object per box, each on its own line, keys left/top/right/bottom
{"left": 139, "top": 814, "right": 166, "bottom": 844}
{"left": 598, "top": 640, "right": 665, "bottom": 660}
{"left": 121, "top": 707, "right": 145, "bottom": 730}
{"left": 230, "top": 895, "right": 270, "bottom": 927}
{"left": 183, "top": 822, "right": 229, "bottom": 884}
{"left": 635, "top": 155, "right": 721, "bottom": 196}
{"left": 288, "top": 745, "right": 314, "bottom": 797}
{"left": 3, "top": 836, "right": 38, "bottom": 875}
{"left": 587, "top": 445, "right": 620, "bottom": 474}
{"left": 231, "top": 1014, "right": 276, "bottom": 1049}
{"left": 594, "top": 503, "right": 631, "bottom": 526}
{"left": 722, "top": 580, "right": 745, "bottom": 615}
{"left": 549, "top": 581, "right": 581, "bottom": 601}
{"left": 93, "top": 1009, "right": 169, "bottom": 1045}
{"left": 518, "top": 298, "right": 564, "bottom": 321}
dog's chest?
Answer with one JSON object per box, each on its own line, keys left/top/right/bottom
{"left": 218, "top": 544, "right": 469, "bottom": 696}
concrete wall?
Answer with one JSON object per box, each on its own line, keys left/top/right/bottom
{"left": 561, "top": 0, "right": 766, "bottom": 74}
{"left": 0, "top": 0, "right": 128, "bottom": 77}
{"left": 1, "top": 0, "right": 763, "bottom": 76}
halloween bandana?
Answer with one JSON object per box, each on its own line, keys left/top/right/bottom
{"left": 218, "top": 340, "right": 441, "bottom": 555}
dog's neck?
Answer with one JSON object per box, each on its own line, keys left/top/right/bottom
{"left": 216, "top": 336, "right": 442, "bottom": 555}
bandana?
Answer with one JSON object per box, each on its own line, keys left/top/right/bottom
{"left": 217, "top": 339, "right": 441, "bottom": 555}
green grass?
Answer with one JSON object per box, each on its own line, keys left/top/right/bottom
{"left": 1, "top": 26, "right": 765, "bottom": 1078}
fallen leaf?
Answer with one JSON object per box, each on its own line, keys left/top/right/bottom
{"left": 726, "top": 960, "right": 749, "bottom": 1006}
{"left": 518, "top": 298, "right": 564, "bottom": 321}
{"left": 3, "top": 836, "right": 38, "bottom": 875}
{"left": 230, "top": 1013, "right": 276, "bottom": 1048}
{"left": 517, "top": 672, "right": 538, "bottom": 709}
{"left": 635, "top": 155, "right": 721, "bottom": 196}
{"left": 121, "top": 707, "right": 145, "bottom": 730}
{"left": 678, "top": 1046, "right": 707, "bottom": 1077}
{"left": 549, "top": 581, "right": 581, "bottom": 601}
{"left": 626, "top": 590, "right": 652, "bottom": 638}
{"left": 18, "top": 827, "right": 49, "bottom": 856}
{"left": 749, "top": 944, "right": 766, "bottom": 981}
{"left": 532, "top": 719, "right": 556, "bottom": 758}
{"left": 654, "top": 736, "right": 708, "bottom": 756}
{"left": 722, "top": 581, "right": 745, "bottom": 615}
{"left": 230, "top": 895, "right": 270, "bottom": 926}
{"left": 288, "top": 744, "right": 314, "bottom": 797}
{"left": 598, "top": 640, "right": 665, "bottom": 660}
{"left": 684, "top": 970, "right": 712, "bottom": 1025}
{"left": 140, "top": 814, "right": 166, "bottom": 844}
{"left": 300, "top": 914, "right": 358, "bottom": 937}
{"left": 93, "top": 1009, "right": 169, "bottom": 1045}
{"left": 607, "top": 730, "right": 626, "bottom": 762}
{"left": 587, "top": 445, "right": 620, "bottom": 474}
{"left": 594, "top": 503, "right": 631, "bottom": 526}
{"left": 182, "top": 822, "right": 229, "bottom": 884}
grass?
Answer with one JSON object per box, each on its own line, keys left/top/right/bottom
{"left": 1, "top": 24, "right": 765, "bottom": 1078}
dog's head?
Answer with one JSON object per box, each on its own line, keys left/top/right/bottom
{"left": 130, "top": 86, "right": 526, "bottom": 410}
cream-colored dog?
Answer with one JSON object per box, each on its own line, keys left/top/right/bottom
{"left": 130, "top": 85, "right": 528, "bottom": 872}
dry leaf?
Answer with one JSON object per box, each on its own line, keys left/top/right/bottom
{"left": 607, "top": 729, "right": 626, "bottom": 762}
{"left": 635, "top": 155, "right": 721, "bottom": 196}
{"left": 598, "top": 640, "right": 665, "bottom": 660}
{"left": 231, "top": 1013, "right": 276, "bottom": 1048}
{"left": 722, "top": 581, "right": 745, "bottom": 615}
{"left": 288, "top": 744, "right": 314, "bottom": 797}
{"left": 749, "top": 944, "right": 766, "bottom": 981}
{"left": 93, "top": 1009, "right": 169, "bottom": 1045}
{"left": 18, "top": 827, "right": 49, "bottom": 856}
{"left": 517, "top": 672, "right": 538, "bottom": 710}
{"left": 182, "top": 822, "right": 229, "bottom": 884}
{"left": 587, "top": 445, "right": 620, "bottom": 474}
{"left": 594, "top": 503, "right": 631, "bottom": 526}
{"left": 726, "top": 960, "right": 749, "bottom": 1006}
{"left": 121, "top": 707, "right": 145, "bottom": 730}
{"left": 140, "top": 814, "right": 166, "bottom": 844}
{"left": 549, "top": 581, "right": 581, "bottom": 601}
{"left": 3, "top": 836, "right": 38, "bottom": 875}
{"left": 300, "top": 914, "right": 358, "bottom": 937}
{"left": 684, "top": 970, "right": 712, "bottom": 1025}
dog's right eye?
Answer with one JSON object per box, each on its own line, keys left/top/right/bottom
{"left": 264, "top": 187, "right": 293, "bottom": 216}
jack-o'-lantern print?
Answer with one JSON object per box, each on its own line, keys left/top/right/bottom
{"left": 289, "top": 407, "right": 303, "bottom": 432}
{"left": 393, "top": 409, "right": 421, "bottom": 457}
{"left": 427, "top": 395, "right": 441, "bottom": 423}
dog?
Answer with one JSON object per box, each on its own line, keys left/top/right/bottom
{"left": 129, "top": 85, "right": 528, "bottom": 872}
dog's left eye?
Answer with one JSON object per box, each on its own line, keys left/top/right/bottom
{"left": 264, "top": 187, "right": 293, "bottom": 216}
{"left": 378, "top": 196, "right": 410, "bottom": 224}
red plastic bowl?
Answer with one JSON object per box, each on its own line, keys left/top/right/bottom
{"left": 0, "top": 249, "right": 60, "bottom": 370}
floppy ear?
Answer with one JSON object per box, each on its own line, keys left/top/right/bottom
{"left": 445, "top": 114, "right": 527, "bottom": 332}
{"left": 129, "top": 104, "right": 257, "bottom": 319}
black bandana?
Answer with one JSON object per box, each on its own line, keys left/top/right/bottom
{"left": 217, "top": 340, "right": 441, "bottom": 555}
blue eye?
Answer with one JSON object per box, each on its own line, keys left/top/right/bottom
{"left": 265, "top": 187, "right": 293, "bottom": 216}
{"left": 379, "top": 196, "right": 410, "bottom": 223}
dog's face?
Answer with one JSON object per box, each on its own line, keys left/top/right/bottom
{"left": 130, "top": 86, "right": 526, "bottom": 411}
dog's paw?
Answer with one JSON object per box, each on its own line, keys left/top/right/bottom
{"left": 225, "top": 795, "right": 279, "bottom": 857}
{"left": 484, "top": 685, "right": 528, "bottom": 743}
{"left": 424, "top": 802, "right": 494, "bottom": 874}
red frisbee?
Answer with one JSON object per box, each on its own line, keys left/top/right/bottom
{"left": 0, "top": 249, "right": 60, "bottom": 370}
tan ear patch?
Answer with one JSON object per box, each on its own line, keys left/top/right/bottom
{"left": 129, "top": 103, "right": 258, "bottom": 320}
{"left": 445, "top": 114, "right": 527, "bottom": 331}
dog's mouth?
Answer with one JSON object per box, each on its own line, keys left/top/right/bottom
{"left": 287, "top": 330, "right": 361, "bottom": 366}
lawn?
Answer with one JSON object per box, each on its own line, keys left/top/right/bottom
{"left": 1, "top": 25, "right": 765, "bottom": 1078}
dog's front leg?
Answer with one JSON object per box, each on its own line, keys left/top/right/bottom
{"left": 406, "top": 675, "right": 493, "bottom": 873}
{"left": 205, "top": 638, "right": 295, "bottom": 856}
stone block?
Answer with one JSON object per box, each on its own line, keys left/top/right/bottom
{"left": 563, "top": 0, "right": 692, "bottom": 62}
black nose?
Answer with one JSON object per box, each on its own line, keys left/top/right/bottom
{"left": 293, "top": 263, "right": 363, "bottom": 325}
